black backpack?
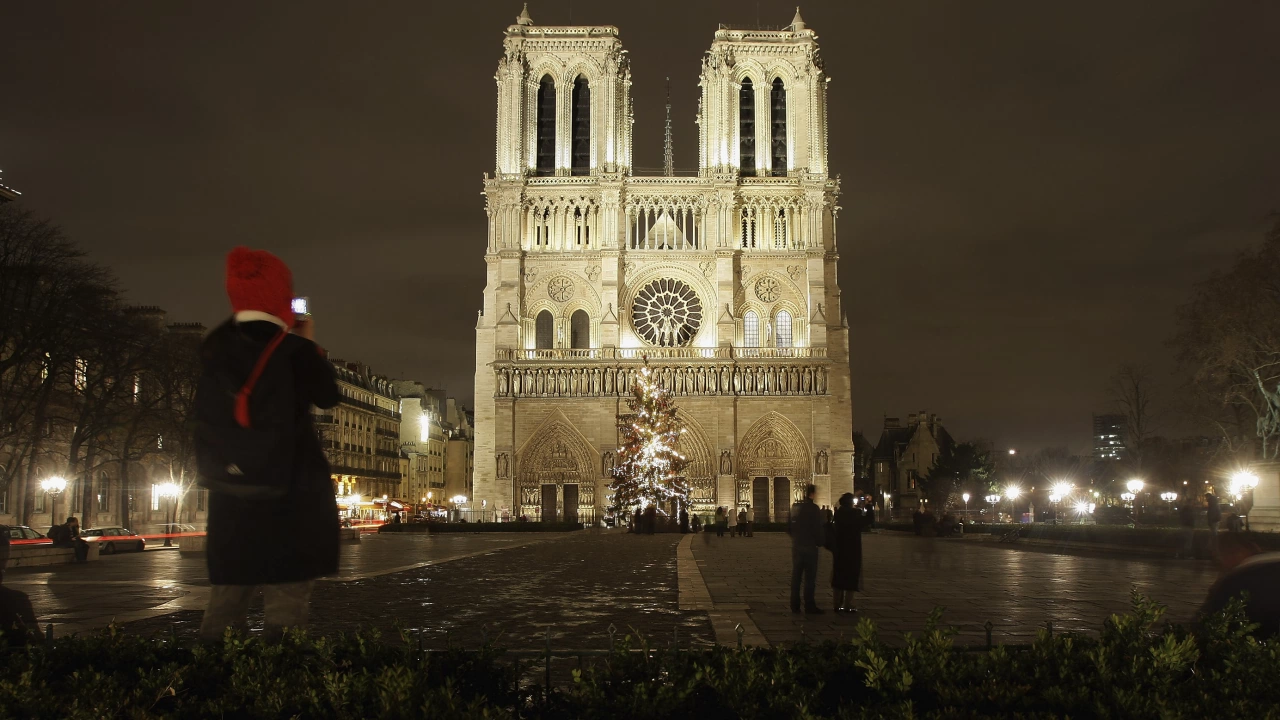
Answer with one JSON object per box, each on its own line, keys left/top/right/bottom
{"left": 194, "top": 327, "right": 296, "bottom": 499}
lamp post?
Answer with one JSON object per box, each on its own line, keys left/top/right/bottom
{"left": 962, "top": 492, "right": 970, "bottom": 521}
{"left": 1229, "top": 471, "right": 1260, "bottom": 530}
{"left": 155, "top": 482, "right": 181, "bottom": 546}
{"left": 985, "top": 494, "right": 1001, "bottom": 523}
{"left": 1004, "top": 485, "right": 1022, "bottom": 525}
{"left": 1051, "top": 482, "right": 1073, "bottom": 525}
{"left": 40, "top": 476, "right": 66, "bottom": 523}
{"left": 1126, "top": 479, "right": 1145, "bottom": 523}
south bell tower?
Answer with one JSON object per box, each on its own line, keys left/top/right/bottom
{"left": 475, "top": 7, "right": 852, "bottom": 525}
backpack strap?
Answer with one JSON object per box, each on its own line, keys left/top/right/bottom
{"left": 234, "top": 330, "right": 289, "bottom": 429}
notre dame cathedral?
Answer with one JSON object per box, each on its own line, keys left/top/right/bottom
{"left": 473, "top": 6, "right": 853, "bottom": 524}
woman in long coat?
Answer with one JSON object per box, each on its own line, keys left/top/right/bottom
{"left": 830, "top": 493, "right": 864, "bottom": 612}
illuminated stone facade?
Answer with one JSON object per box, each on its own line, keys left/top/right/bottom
{"left": 473, "top": 8, "right": 853, "bottom": 522}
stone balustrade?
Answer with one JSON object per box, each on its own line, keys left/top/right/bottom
{"left": 494, "top": 360, "right": 829, "bottom": 398}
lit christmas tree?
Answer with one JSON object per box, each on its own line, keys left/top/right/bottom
{"left": 610, "top": 362, "right": 691, "bottom": 515}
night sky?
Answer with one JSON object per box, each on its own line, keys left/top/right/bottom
{"left": 2, "top": 1, "right": 1278, "bottom": 453}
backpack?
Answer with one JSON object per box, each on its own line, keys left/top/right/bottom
{"left": 194, "top": 326, "right": 297, "bottom": 499}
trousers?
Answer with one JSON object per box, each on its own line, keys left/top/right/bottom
{"left": 199, "top": 580, "right": 314, "bottom": 641}
{"left": 791, "top": 546, "right": 819, "bottom": 610}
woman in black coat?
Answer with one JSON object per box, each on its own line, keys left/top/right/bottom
{"left": 830, "top": 493, "right": 863, "bottom": 613}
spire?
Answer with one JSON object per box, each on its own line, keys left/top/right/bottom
{"left": 790, "top": 6, "right": 806, "bottom": 31}
{"left": 516, "top": 3, "right": 533, "bottom": 26}
{"left": 663, "top": 77, "right": 674, "bottom": 177}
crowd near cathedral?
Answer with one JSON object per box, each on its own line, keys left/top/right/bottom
{"left": 473, "top": 6, "right": 854, "bottom": 525}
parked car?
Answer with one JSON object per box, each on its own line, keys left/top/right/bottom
{"left": 6, "top": 526, "right": 49, "bottom": 544}
{"left": 80, "top": 527, "right": 145, "bottom": 554}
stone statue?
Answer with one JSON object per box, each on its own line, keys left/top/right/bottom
{"left": 815, "top": 450, "right": 828, "bottom": 475}
{"left": 497, "top": 453, "right": 509, "bottom": 479}
{"left": 719, "top": 450, "right": 733, "bottom": 475}
{"left": 602, "top": 451, "right": 615, "bottom": 478}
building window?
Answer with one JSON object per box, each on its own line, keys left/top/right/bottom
{"left": 571, "top": 76, "right": 590, "bottom": 176}
{"left": 775, "top": 310, "right": 793, "bottom": 348}
{"left": 535, "top": 310, "right": 554, "bottom": 350}
{"left": 770, "top": 77, "right": 787, "bottom": 176}
{"left": 570, "top": 310, "right": 590, "bottom": 349}
{"left": 744, "top": 311, "right": 760, "bottom": 347}
{"left": 151, "top": 485, "right": 160, "bottom": 511}
{"left": 197, "top": 489, "right": 206, "bottom": 512}
{"left": 0, "top": 480, "right": 7, "bottom": 515}
{"left": 98, "top": 473, "right": 109, "bottom": 512}
{"left": 34, "top": 491, "right": 44, "bottom": 513}
{"left": 74, "top": 358, "right": 88, "bottom": 392}
{"left": 535, "top": 75, "right": 555, "bottom": 176}
{"left": 739, "top": 77, "right": 755, "bottom": 177}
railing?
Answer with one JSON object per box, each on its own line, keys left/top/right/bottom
{"left": 499, "top": 347, "right": 826, "bottom": 362}
{"left": 328, "top": 466, "right": 402, "bottom": 481}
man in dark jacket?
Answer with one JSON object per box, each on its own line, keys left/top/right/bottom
{"left": 789, "top": 483, "right": 826, "bottom": 614}
{"left": 197, "top": 247, "right": 341, "bottom": 642}
{"left": 0, "top": 529, "right": 39, "bottom": 643}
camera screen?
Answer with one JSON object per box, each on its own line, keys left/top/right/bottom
{"left": 291, "top": 297, "right": 308, "bottom": 315}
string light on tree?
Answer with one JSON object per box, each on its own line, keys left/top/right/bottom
{"left": 609, "top": 361, "right": 691, "bottom": 515}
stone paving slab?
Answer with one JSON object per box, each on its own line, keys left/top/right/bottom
{"left": 688, "top": 530, "right": 1220, "bottom": 647}
{"left": 122, "top": 531, "right": 715, "bottom": 650}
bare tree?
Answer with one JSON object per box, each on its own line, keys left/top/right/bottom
{"left": 1109, "top": 363, "right": 1157, "bottom": 469}
{"left": 1172, "top": 216, "right": 1280, "bottom": 460}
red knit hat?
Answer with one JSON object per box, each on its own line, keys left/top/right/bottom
{"left": 225, "top": 246, "right": 295, "bottom": 327}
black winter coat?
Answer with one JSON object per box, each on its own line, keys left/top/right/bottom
{"left": 199, "top": 320, "right": 340, "bottom": 586}
{"left": 830, "top": 506, "right": 863, "bottom": 590}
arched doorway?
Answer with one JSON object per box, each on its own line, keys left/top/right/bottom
{"left": 736, "top": 412, "right": 810, "bottom": 523}
{"left": 514, "top": 410, "right": 598, "bottom": 523}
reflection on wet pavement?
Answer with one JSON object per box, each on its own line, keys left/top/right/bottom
{"left": 122, "top": 531, "right": 715, "bottom": 650}
{"left": 690, "top": 531, "right": 1220, "bottom": 646}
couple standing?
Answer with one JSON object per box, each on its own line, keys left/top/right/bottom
{"left": 789, "top": 484, "right": 863, "bottom": 614}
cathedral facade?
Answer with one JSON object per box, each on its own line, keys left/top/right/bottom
{"left": 473, "top": 7, "right": 853, "bottom": 524}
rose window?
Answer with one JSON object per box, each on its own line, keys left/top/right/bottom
{"left": 631, "top": 278, "right": 703, "bottom": 347}
{"left": 754, "top": 276, "right": 780, "bottom": 302}
{"left": 547, "top": 276, "right": 575, "bottom": 302}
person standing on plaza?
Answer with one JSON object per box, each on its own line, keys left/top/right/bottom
{"left": 714, "top": 507, "right": 724, "bottom": 537}
{"left": 691, "top": 513, "right": 701, "bottom": 534}
{"left": 196, "top": 247, "right": 341, "bottom": 642}
{"left": 728, "top": 505, "right": 738, "bottom": 537}
{"left": 830, "top": 493, "right": 863, "bottom": 612}
{"left": 789, "top": 484, "right": 826, "bottom": 614}
{"left": 745, "top": 504, "right": 755, "bottom": 537}
{"left": 1206, "top": 492, "right": 1222, "bottom": 558}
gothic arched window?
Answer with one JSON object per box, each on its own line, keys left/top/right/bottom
{"left": 743, "top": 311, "right": 760, "bottom": 347}
{"left": 739, "top": 77, "right": 756, "bottom": 177}
{"left": 535, "top": 310, "right": 554, "bottom": 349}
{"left": 536, "top": 75, "right": 555, "bottom": 177}
{"left": 571, "top": 76, "right": 590, "bottom": 176}
{"left": 770, "top": 77, "right": 787, "bottom": 176}
{"left": 570, "top": 309, "right": 590, "bottom": 349}
{"left": 775, "top": 310, "right": 793, "bottom": 348}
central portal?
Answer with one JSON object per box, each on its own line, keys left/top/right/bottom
{"left": 563, "top": 484, "right": 579, "bottom": 524}
{"left": 773, "top": 477, "right": 791, "bottom": 525}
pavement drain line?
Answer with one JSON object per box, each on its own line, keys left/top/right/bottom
{"left": 676, "top": 534, "right": 769, "bottom": 648}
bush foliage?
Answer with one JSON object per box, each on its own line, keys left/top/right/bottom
{"left": 3, "top": 595, "right": 1277, "bottom": 718}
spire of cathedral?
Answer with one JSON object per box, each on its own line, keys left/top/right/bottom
{"left": 516, "top": 3, "right": 533, "bottom": 26}
{"left": 790, "top": 7, "right": 806, "bottom": 31}
{"left": 663, "top": 77, "right": 674, "bottom": 177}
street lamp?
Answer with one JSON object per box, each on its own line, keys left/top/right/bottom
{"left": 40, "top": 476, "right": 66, "bottom": 522}
{"left": 1004, "top": 485, "right": 1022, "bottom": 524}
{"left": 1126, "top": 479, "right": 1145, "bottom": 494}
{"left": 1160, "top": 491, "right": 1177, "bottom": 503}
{"left": 984, "top": 494, "right": 1000, "bottom": 523}
{"left": 155, "top": 482, "right": 181, "bottom": 546}
{"left": 962, "top": 492, "right": 970, "bottom": 519}
{"left": 346, "top": 493, "right": 362, "bottom": 522}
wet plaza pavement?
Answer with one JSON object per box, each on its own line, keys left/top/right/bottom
{"left": 14, "top": 528, "right": 1225, "bottom": 650}
{"left": 119, "top": 530, "right": 715, "bottom": 649}
{"left": 688, "top": 530, "right": 1222, "bottom": 646}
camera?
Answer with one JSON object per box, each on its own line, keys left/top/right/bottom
{"left": 291, "top": 297, "right": 310, "bottom": 316}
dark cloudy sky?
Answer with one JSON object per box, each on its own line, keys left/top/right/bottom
{"left": 2, "top": 1, "right": 1277, "bottom": 453}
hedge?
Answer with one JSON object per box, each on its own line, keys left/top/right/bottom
{"left": 3, "top": 595, "right": 1279, "bottom": 718}
{"left": 378, "top": 521, "right": 583, "bottom": 534}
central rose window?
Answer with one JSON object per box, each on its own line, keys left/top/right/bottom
{"left": 631, "top": 278, "right": 703, "bottom": 347}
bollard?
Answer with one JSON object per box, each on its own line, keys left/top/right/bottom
{"left": 607, "top": 624, "right": 617, "bottom": 653}
{"left": 481, "top": 624, "right": 489, "bottom": 648}
{"left": 735, "top": 623, "right": 745, "bottom": 650}
{"left": 984, "top": 621, "right": 993, "bottom": 650}
{"left": 1046, "top": 621, "right": 1053, "bottom": 638}
{"left": 45, "top": 623, "right": 53, "bottom": 647}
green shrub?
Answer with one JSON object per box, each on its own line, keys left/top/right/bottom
{"left": 2, "top": 595, "right": 1278, "bottom": 718}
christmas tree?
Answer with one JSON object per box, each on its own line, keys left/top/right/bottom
{"left": 609, "top": 362, "right": 691, "bottom": 514}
